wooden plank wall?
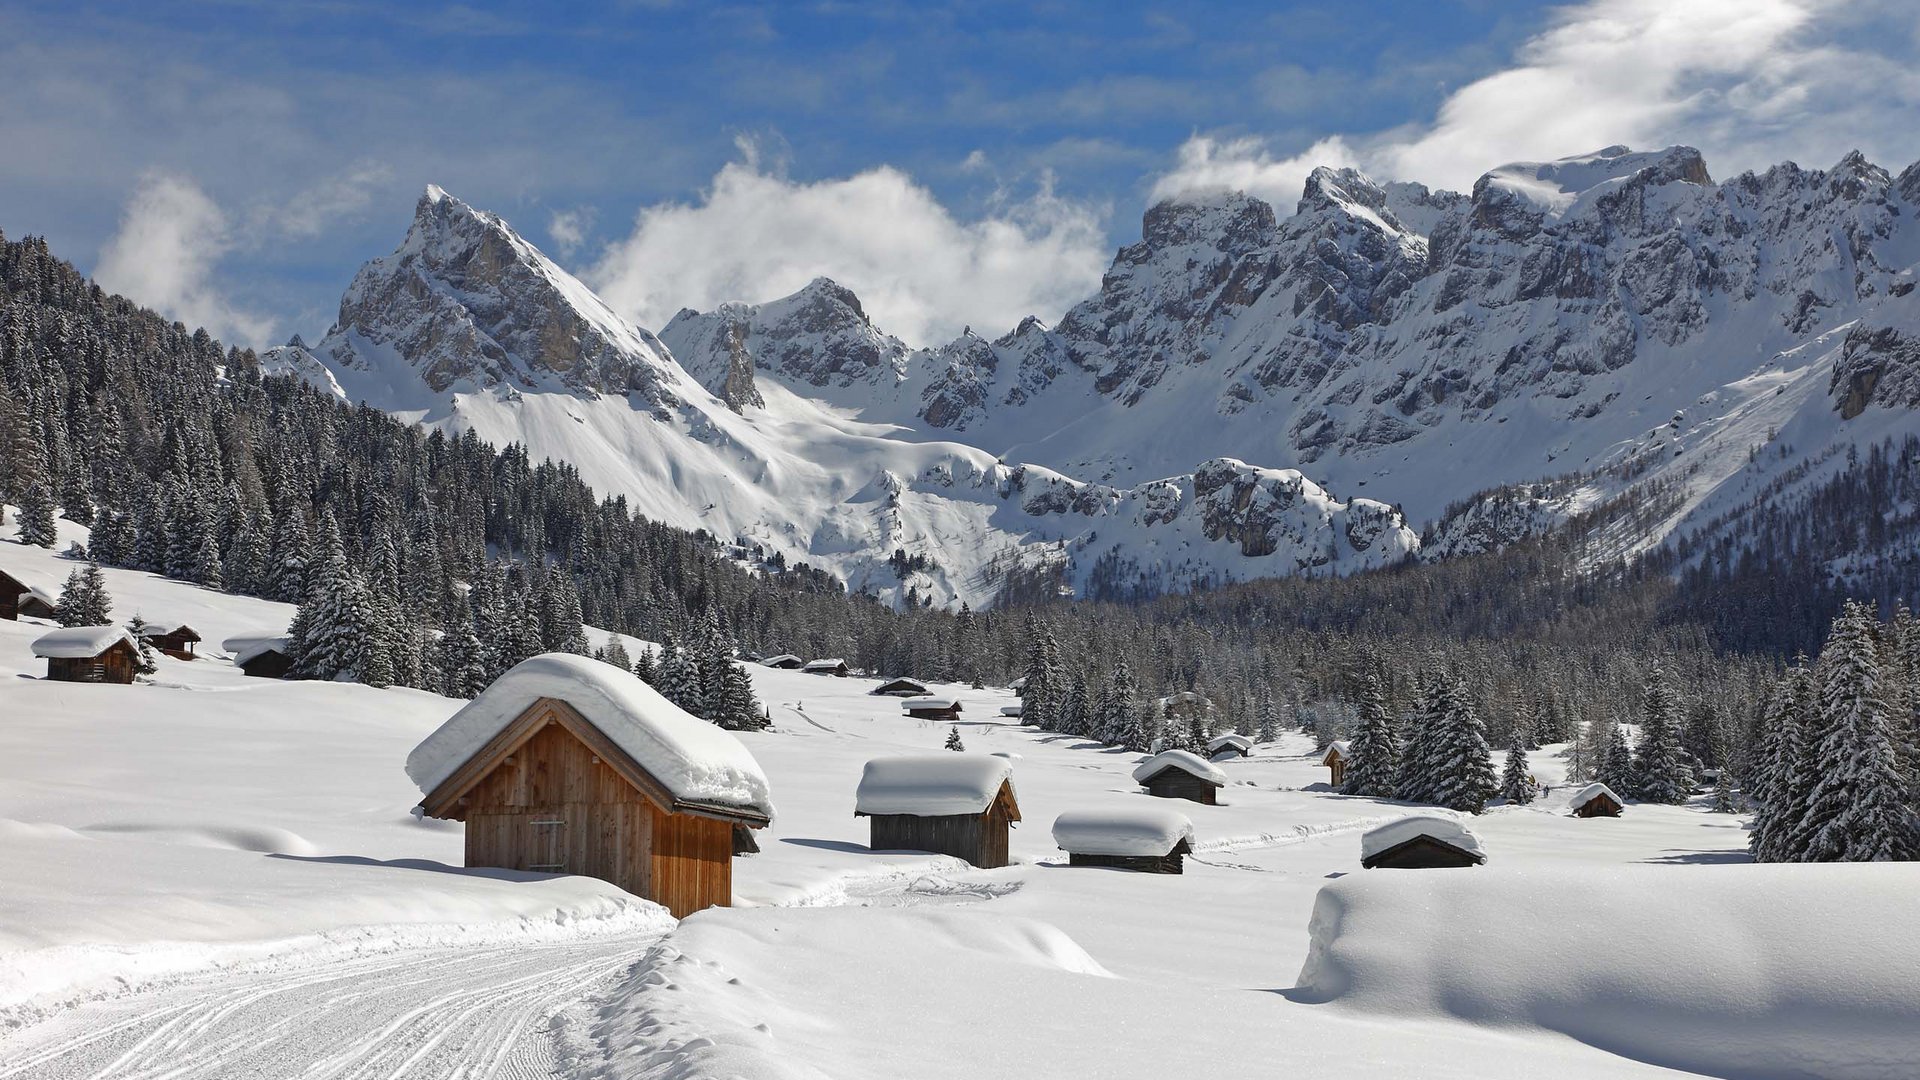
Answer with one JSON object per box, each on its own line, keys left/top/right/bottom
{"left": 1146, "top": 771, "right": 1218, "bottom": 804}
{"left": 869, "top": 812, "right": 1011, "bottom": 869}
{"left": 650, "top": 810, "right": 733, "bottom": 918}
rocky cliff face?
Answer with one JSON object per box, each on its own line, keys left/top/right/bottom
{"left": 659, "top": 277, "right": 910, "bottom": 407}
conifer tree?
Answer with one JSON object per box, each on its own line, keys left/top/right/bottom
{"left": 1340, "top": 673, "right": 1400, "bottom": 797}
{"left": 1749, "top": 664, "right": 1814, "bottom": 861}
{"left": 124, "top": 613, "right": 160, "bottom": 676}
{"left": 1599, "top": 716, "right": 1637, "bottom": 796}
{"left": 52, "top": 562, "right": 112, "bottom": 626}
{"left": 1633, "top": 662, "right": 1694, "bottom": 803}
{"left": 945, "top": 726, "right": 965, "bottom": 751}
{"left": 15, "top": 476, "right": 56, "bottom": 547}
{"left": 1430, "top": 680, "right": 1497, "bottom": 813}
{"left": 1396, "top": 675, "right": 1449, "bottom": 805}
{"left": 1501, "top": 743, "right": 1536, "bottom": 804}
{"left": 1797, "top": 601, "right": 1918, "bottom": 862}
{"left": 438, "top": 603, "right": 491, "bottom": 699}
{"left": 1255, "top": 687, "right": 1281, "bottom": 744}
{"left": 1098, "top": 659, "right": 1141, "bottom": 748}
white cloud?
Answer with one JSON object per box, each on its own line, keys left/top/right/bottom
{"left": 1153, "top": 0, "right": 1920, "bottom": 209}
{"left": 265, "top": 160, "right": 395, "bottom": 240}
{"left": 547, "top": 207, "right": 594, "bottom": 257}
{"left": 588, "top": 156, "right": 1111, "bottom": 347}
{"left": 94, "top": 172, "right": 276, "bottom": 348}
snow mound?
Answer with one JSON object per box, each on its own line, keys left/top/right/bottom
{"left": 1568, "top": 782, "right": 1623, "bottom": 812}
{"left": 1052, "top": 807, "right": 1194, "bottom": 856}
{"left": 1358, "top": 815, "right": 1485, "bottom": 862}
{"left": 854, "top": 755, "right": 1013, "bottom": 816}
{"left": 222, "top": 634, "right": 290, "bottom": 665}
{"left": 30, "top": 626, "right": 134, "bottom": 658}
{"left": 1294, "top": 865, "right": 1920, "bottom": 1079}
{"left": 405, "top": 653, "right": 773, "bottom": 819}
{"left": 1131, "top": 750, "right": 1226, "bottom": 786}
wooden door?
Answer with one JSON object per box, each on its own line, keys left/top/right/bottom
{"left": 527, "top": 815, "right": 568, "bottom": 873}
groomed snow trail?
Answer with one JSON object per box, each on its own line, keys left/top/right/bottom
{"left": 0, "top": 935, "right": 657, "bottom": 1080}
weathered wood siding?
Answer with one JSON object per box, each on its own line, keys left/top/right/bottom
{"left": 1362, "top": 836, "right": 1483, "bottom": 869}
{"left": 905, "top": 705, "right": 961, "bottom": 722}
{"left": 1144, "top": 770, "right": 1218, "bottom": 805}
{"left": 1068, "top": 851, "right": 1184, "bottom": 874}
{"left": 45, "top": 644, "right": 137, "bottom": 684}
{"left": 1574, "top": 796, "right": 1623, "bottom": 818}
{"left": 0, "top": 571, "right": 22, "bottom": 621}
{"left": 147, "top": 630, "right": 199, "bottom": 660}
{"left": 868, "top": 807, "right": 1011, "bottom": 869}
{"left": 239, "top": 651, "right": 295, "bottom": 679}
{"left": 1326, "top": 756, "right": 1347, "bottom": 788}
{"left": 649, "top": 808, "right": 734, "bottom": 918}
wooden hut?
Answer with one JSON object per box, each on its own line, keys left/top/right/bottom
{"left": 760, "top": 653, "right": 804, "bottom": 670}
{"left": 1207, "top": 733, "right": 1253, "bottom": 759}
{"left": 802, "top": 658, "right": 850, "bottom": 677}
{"left": 0, "top": 567, "right": 25, "bottom": 620}
{"left": 901, "top": 696, "right": 962, "bottom": 722}
{"left": 1360, "top": 815, "right": 1487, "bottom": 869}
{"left": 1322, "top": 740, "right": 1352, "bottom": 788}
{"left": 140, "top": 623, "right": 202, "bottom": 660}
{"left": 998, "top": 704, "right": 1024, "bottom": 718}
{"left": 1132, "top": 750, "right": 1227, "bottom": 805}
{"left": 1053, "top": 806, "right": 1195, "bottom": 874}
{"left": 16, "top": 585, "right": 56, "bottom": 620}
{"left": 1568, "top": 782, "right": 1625, "bottom": 818}
{"left": 225, "top": 635, "right": 294, "bottom": 679}
{"left": 32, "top": 626, "right": 139, "bottom": 684}
{"left": 855, "top": 755, "right": 1019, "bottom": 869}
{"left": 872, "top": 677, "right": 931, "bottom": 697}
{"left": 407, "top": 653, "right": 774, "bottom": 918}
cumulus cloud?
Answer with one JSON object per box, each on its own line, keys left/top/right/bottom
{"left": 1153, "top": 0, "right": 1919, "bottom": 210}
{"left": 95, "top": 172, "right": 277, "bottom": 348}
{"left": 547, "top": 207, "right": 594, "bottom": 257}
{"left": 587, "top": 155, "right": 1110, "bottom": 346}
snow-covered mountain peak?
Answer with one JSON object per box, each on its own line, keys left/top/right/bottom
{"left": 659, "top": 275, "right": 910, "bottom": 404}
{"left": 1138, "top": 190, "right": 1278, "bottom": 255}
{"left": 1473, "top": 144, "right": 1711, "bottom": 227}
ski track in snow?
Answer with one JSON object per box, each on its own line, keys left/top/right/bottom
{"left": 0, "top": 936, "right": 655, "bottom": 1080}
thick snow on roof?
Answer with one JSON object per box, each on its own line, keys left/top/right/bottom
{"left": 900, "top": 697, "right": 959, "bottom": 711}
{"left": 406, "top": 653, "right": 773, "bottom": 819}
{"left": 223, "top": 635, "right": 291, "bottom": 665}
{"left": 31, "top": 626, "right": 135, "bottom": 658}
{"left": 1568, "top": 782, "right": 1623, "bottom": 811}
{"left": 1208, "top": 733, "right": 1252, "bottom": 753}
{"left": 1360, "top": 815, "right": 1485, "bottom": 862}
{"left": 1325, "top": 739, "right": 1351, "bottom": 759}
{"left": 760, "top": 653, "right": 802, "bottom": 667}
{"left": 803, "top": 657, "right": 847, "bottom": 670}
{"left": 999, "top": 705, "right": 1024, "bottom": 717}
{"left": 1131, "top": 750, "right": 1227, "bottom": 786}
{"left": 855, "top": 754, "right": 1013, "bottom": 816}
{"left": 1052, "top": 807, "right": 1194, "bottom": 856}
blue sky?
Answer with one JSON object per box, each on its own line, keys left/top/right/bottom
{"left": 2, "top": 0, "right": 1914, "bottom": 348}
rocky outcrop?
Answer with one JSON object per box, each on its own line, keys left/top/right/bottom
{"left": 659, "top": 277, "right": 910, "bottom": 403}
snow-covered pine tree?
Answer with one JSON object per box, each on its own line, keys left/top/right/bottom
{"left": 438, "top": 603, "right": 491, "bottom": 699}
{"left": 1633, "top": 662, "right": 1695, "bottom": 803}
{"left": 1255, "top": 687, "right": 1280, "bottom": 744}
{"left": 1060, "top": 670, "right": 1091, "bottom": 737}
{"left": 1501, "top": 743, "right": 1536, "bottom": 804}
{"left": 1599, "top": 716, "right": 1637, "bottom": 796}
{"left": 124, "top": 613, "right": 159, "bottom": 676}
{"left": 1396, "top": 675, "right": 1449, "bottom": 805}
{"left": 945, "top": 726, "right": 965, "bottom": 751}
{"left": 1019, "top": 621, "right": 1062, "bottom": 730}
{"left": 1797, "top": 600, "right": 1919, "bottom": 862}
{"left": 286, "top": 533, "right": 372, "bottom": 682}
{"left": 266, "top": 509, "right": 310, "bottom": 603}
{"left": 52, "top": 562, "right": 112, "bottom": 626}
{"left": 1749, "top": 662, "right": 1815, "bottom": 861}
{"left": 632, "top": 645, "right": 658, "bottom": 685}
{"left": 1340, "top": 673, "right": 1400, "bottom": 797}
{"left": 714, "top": 653, "right": 766, "bottom": 730}
{"left": 1430, "top": 680, "right": 1497, "bottom": 813}
{"left": 1097, "top": 658, "right": 1140, "bottom": 747}
{"left": 15, "top": 476, "right": 56, "bottom": 547}
{"left": 600, "top": 637, "right": 632, "bottom": 671}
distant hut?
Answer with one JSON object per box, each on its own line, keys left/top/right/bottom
{"left": 803, "top": 658, "right": 850, "bottom": 677}
{"left": 1360, "top": 815, "right": 1487, "bottom": 869}
{"left": 1568, "top": 782, "right": 1625, "bottom": 818}
{"left": 855, "top": 755, "right": 1020, "bottom": 868}
{"left": 1132, "top": 750, "right": 1228, "bottom": 805}
{"left": 16, "top": 585, "right": 56, "bottom": 620}
{"left": 224, "top": 634, "right": 294, "bottom": 679}
{"left": 140, "top": 622, "right": 202, "bottom": 661}
{"left": 406, "top": 654, "right": 774, "bottom": 918}
{"left": 0, "top": 567, "right": 25, "bottom": 620}
{"left": 901, "top": 696, "right": 962, "bottom": 722}
{"left": 32, "top": 626, "right": 139, "bottom": 684}
{"left": 999, "top": 704, "right": 1024, "bottom": 718}
{"left": 872, "top": 677, "right": 931, "bottom": 697}
{"left": 1009, "top": 676, "right": 1028, "bottom": 697}
{"left": 1322, "top": 740, "right": 1352, "bottom": 788}
{"left": 760, "top": 653, "right": 805, "bottom": 670}
{"left": 1053, "top": 806, "right": 1195, "bottom": 874}
{"left": 1207, "top": 733, "right": 1253, "bottom": 760}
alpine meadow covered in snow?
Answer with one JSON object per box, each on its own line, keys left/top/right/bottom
{"left": 5, "top": 1, "right": 1920, "bottom": 1077}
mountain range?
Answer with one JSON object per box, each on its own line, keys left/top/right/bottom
{"left": 263, "top": 145, "right": 1920, "bottom": 607}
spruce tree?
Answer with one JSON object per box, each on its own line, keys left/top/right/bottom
{"left": 1799, "top": 601, "right": 1919, "bottom": 862}
{"left": 53, "top": 562, "right": 112, "bottom": 626}
{"left": 1396, "top": 675, "right": 1449, "bottom": 805}
{"left": 1599, "top": 719, "right": 1637, "bottom": 797}
{"left": 1340, "top": 673, "right": 1400, "bottom": 797}
{"left": 1750, "top": 663, "right": 1815, "bottom": 861}
{"left": 15, "top": 476, "right": 56, "bottom": 547}
{"left": 124, "top": 613, "right": 160, "bottom": 676}
{"left": 1255, "top": 687, "right": 1280, "bottom": 743}
{"left": 945, "top": 726, "right": 965, "bottom": 751}
{"left": 1098, "top": 659, "right": 1141, "bottom": 748}
{"left": 1430, "top": 680, "right": 1497, "bottom": 813}
{"left": 1501, "top": 743, "right": 1536, "bottom": 804}
{"left": 1632, "top": 662, "right": 1694, "bottom": 803}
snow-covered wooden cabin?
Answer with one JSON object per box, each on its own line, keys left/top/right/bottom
{"left": 406, "top": 654, "right": 774, "bottom": 918}
{"left": 1569, "top": 782, "right": 1625, "bottom": 818}
{"left": 760, "top": 653, "right": 804, "bottom": 670}
{"left": 1053, "top": 806, "right": 1195, "bottom": 874}
{"left": 1322, "top": 740, "right": 1352, "bottom": 788}
{"left": 32, "top": 626, "right": 139, "bottom": 684}
{"left": 803, "top": 658, "right": 850, "bottom": 677}
{"left": 18, "top": 586, "right": 57, "bottom": 620}
{"left": 1360, "top": 815, "right": 1487, "bottom": 869}
{"left": 998, "top": 704, "right": 1024, "bottom": 718}
{"left": 140, "top": 622, "right": 202, "bottom": 660}
{"left": 855, "top": 755, "right": 1019, "bottom": 868}
{"left": 1208, "top": 733, "right": 1253, "bottom": 760}
{"left": 224, "top": 634, "right": 293, "bottom": 679}
{"left": 0, "top": 567, "right": 26, "bottom": 620}
{"left": 872, "top": 677, "right": 931, "bottom": 697}
{"left": 1132, "top": 750, "right": 1227, "bottom": 805}
{"left": 901, "top": 696, "right": 961, "bottom": 722}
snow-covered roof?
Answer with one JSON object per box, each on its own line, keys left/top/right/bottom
{"left": 1324, "top": 739, "right": 1352, "bottom": 760}
{"left": 901, "top": 696, "right": 960, "bottom": 711}
{"left": 854, "top": 754, "right": 1015, "bottom": 816}
{"left": 1569, "top": 782, "right": 1624, "bottom": 811}
{"left": 999, "top": 705, "right": 1024, "bottom": 717}
{"left": 1131, "top": 750, "right": 1227, "bottom": 786}
{"left": 761, "top": 653, "right": 803, "bottom": 667}
{"left": 1052, "top": 807, "right": 1195, "bottom": 856}
{"left": 138, "top": 622, "right": 199, "bottom": 638}
{"left": 223, "top": 635, "right": 292, "bottom": 666}
{"left": 1208, "top": 733, "right": 1252, "bottom": 753}
{"left": 1009, "top": 676, "right": 1027, "bottom": 690}
{"left": 32, "top": 625, "right": 136, "bottom": 658}
{"left": 21, "top": 585, "right": 55, "bottom": 604}
{"left": 1360, "top": 815, "right": 1487, "bottom": 862}
{"left": 406, "top": 653, "right": 773, "bottom": 820}
{"left": 803, "top": 658, "right": 847, "bottom": 670}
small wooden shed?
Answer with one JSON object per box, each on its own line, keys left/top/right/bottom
{"left": 1322, "top": 739, "right": 1351, "bottom": 788}
{"left": 1569, "top": 782, "right": 1625, "bottom": 818}
{"left": 1360, "top": 815, "right": 1487, "bottom": 869}
{"left": 872, "top": 677, "right": 931, "bottom": 697}
{"left": 1208, "top": 733, "right": 1253, "bottom": 759}
{"left": 32, "top": 626, "right": 139, "bottom": 684}
{"left": 225, "top": 634, "right": 294, "bottom": 679}
{"left": 901, "top": 696, "right": 962, "bottom": 722}
{"left": 855, "top": 755, "right": 1019, "bottom": 868}
{"left": 1132, "top": 750, "right": 1227, "bottom": 805}
{"left": 407, "top": 654, "right": 774, "bottom": 918}
{"left": 760, "top": 653, "right": 805, "bottom": 670}
{"left": 141, "top": 623, "right": 202, "bottom": 661}
{"left": 0, "top": 567, "right": 25, "bottom": 620}
{"left": 17, "top": 586, "right": 57, "bottom": 620}
{"left": 1053, "top": 806, "right": 1195, "bottom": 874}
{"left": 803, "top": 658, "right": 850, "bottom": 677}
